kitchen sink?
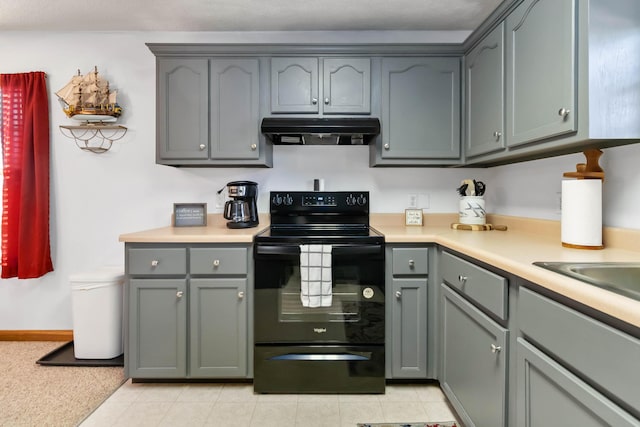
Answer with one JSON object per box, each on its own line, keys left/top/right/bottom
{"left": 533, "top": 262, "right": 640, "bottom": 301}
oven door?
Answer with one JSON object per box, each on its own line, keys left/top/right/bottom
{"left": 254, "top": 242, "right": 385, "bottom": 345}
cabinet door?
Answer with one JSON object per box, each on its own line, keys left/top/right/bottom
{"left": 190, "top": 278, "right": 248, "bottom": 378}
{"left": 506, "top": 0, "right": 577, "bottom": 147}
{"left": 441, "top": 284, "right": 507, "bottom": 427}
{"left": 516, "top": 338, "right": 639, "bottom": 427}
{"left": 323, "top": 58, "right": 371, "bottom": 114}
{"left": 157, "top": 59, "right": 209, "bottom": 159}
{"left": 381, "top": 57, "right": 461, "bottom": 159}
{"left": 271, "top": 57, "right": 319, "bottom": 113}
{"left": 466, "top": 23, "right": 506, "bottom": 157}
{"left": 128, "top": 279, "right": 187, "bottom": 378}
{"left": 210, "top": 59, "right": 260, "bottom": 160}
{"left": 390, "top": 278, "right": 428, "bottom": 378}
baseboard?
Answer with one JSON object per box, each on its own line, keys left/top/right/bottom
{"left": 0, "top": 330, "right": 73, "bottom": 341}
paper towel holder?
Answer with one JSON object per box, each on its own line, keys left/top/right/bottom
{"left": 561, "top": 149, "right": 605, "bottom": 250}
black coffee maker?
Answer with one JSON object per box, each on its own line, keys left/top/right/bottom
{"left": 223, "top": 181, "right": 259, "bottom": 229}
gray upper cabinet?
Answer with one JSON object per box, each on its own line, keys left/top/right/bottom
{"left": 375, "top": 57, "right": 461, "bottom": 165}
{"left": 158, "top": 59, "right": 209, "bottom": 161}
{"left": 155, "top": 56, "right": 271, "bottom": 167}
{"left": 465, "top": 23, "right": 506, "bottom": 158}
{"left": 210, "top": 59, "right": 260, "bottom": 160}
{"left": 270, "top": 57, "right": 371, "bottom": 115}
{"left": 506, "top": 0, "right": 577, "bottom": 147}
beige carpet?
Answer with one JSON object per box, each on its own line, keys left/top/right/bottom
{"left": 0, "top": 341, "right": 125, "bottom": 427}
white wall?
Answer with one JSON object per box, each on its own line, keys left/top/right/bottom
{"left": 1, "top": 30, "right": 639, "bottom": 330}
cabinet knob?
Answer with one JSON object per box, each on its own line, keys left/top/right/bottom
{"left": 408, "top": 259, "right": 415, "bottom": 268}
{"left": 213, "top": 259, "right": 220, "bottom": 267}
{"left": 238, "top": 291, "right": 245, "bottom": 299}
{"left": 176, "top": 291, "right": 184, "bottom": 298}
{"left": 558, "top": 108, "right": 570, "bottom": 118}
{"left": 384, "top": 143, "right": 390, "bottom": 150}
{"left": 491, "top": 344, "right": 502, "bottom": 354}
{"left": 458, "top": 275, "right": 467, "bottom": 284}
{"left": 493, "top": 131, "right": 502, "bottom": 141}
{"left": 312, "top": 98, "right": 318, "bottom": 105}
{"left": 151, "top": 260, "right": 159, "bottom": 267}
{"left": 324, "top": 98, "right": 330, "bottom": 105}
{"left": 199, "top": 144, "right": 206, "bottom": 151}
{"left": 395, "top": 291, "right": 402, "bottom": 299}
{"left": 250, "top": 143, "right": 257, "bottom": 151}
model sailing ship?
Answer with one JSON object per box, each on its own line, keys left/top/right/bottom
{"left": 56, "top": 66, "right": 122, "bottom": 122}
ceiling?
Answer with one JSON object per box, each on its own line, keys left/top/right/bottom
{"left": 0, "top": 0, "right": 504, "bottom": 32}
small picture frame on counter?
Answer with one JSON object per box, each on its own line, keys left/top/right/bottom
{"left": 173, "top": 203, "right": 207, "bottom": 227}
{"left": 405, "top": 208, "right": 424, "bottom": 226}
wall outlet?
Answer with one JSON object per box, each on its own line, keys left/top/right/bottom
{"left": 407, "top": 193, "right": 418, "bottom": 208}
{"left": 215, "top": 191, "right": 226, "bottom": 210}
{"left": 419, "top": 193, "right": 430, "bottom": 209}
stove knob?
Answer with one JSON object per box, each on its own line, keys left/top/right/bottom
{"left": 356, "top": 194, "right": 367, "bottom": 205}
{"left": 346, "top": 194, "right": 357, "bottom": 206}
{"left": 272, "top": 194, "right": 283, "bottom": 206}
{"left": 284, "top": 194, "right": 293, "bottom": 205}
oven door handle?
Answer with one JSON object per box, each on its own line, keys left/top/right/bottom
{"left": 268, "top": 352, "right": 372, "bottom": 361}
{"left": 255, "top": 245, "right": 383, "bottom": 256}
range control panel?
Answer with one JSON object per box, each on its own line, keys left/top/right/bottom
{"left": 270, "top": 191, "right": 369, "bottom": 210}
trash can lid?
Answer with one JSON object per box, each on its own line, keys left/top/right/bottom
{"left": 69, "top": 265, "right": 125, "bottom": 283}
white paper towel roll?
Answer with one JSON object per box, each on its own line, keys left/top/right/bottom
{"left": 561, "top": 179, "right": 603, "bottom": 248}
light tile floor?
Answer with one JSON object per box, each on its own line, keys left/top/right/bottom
{"left": 80, "top": 381, "right": 460, "bottom": 427}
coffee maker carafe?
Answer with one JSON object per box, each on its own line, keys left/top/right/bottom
{"left": 223, "top": 181, "right": 259, "bottom": 229}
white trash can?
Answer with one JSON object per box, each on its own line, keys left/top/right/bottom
{"left": 70, "top": 266, "right": 125, "bottom": 359}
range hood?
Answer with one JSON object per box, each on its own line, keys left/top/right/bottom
{"left": 261, "top": 117, "right": 380, "bottom": 145}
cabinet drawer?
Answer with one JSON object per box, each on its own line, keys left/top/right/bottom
{"left": 190, "top": 247, "right": 248, "bottom": 275}
{"left": 392, "top": 248, "right": 429, "bottom": 275}
{"left": 519, "top": 287, "right": 640, "bottom": 417}
{"left": 128, "top": 248, "right": 187, "bottom": 276}
{"left": 441, "top": 251, "right": 507, "bottom": 320}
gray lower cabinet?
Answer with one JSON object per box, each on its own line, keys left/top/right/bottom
{"left": 439, "top": 250, "right": 509, "bottom": 427}
{"left": 441, "top": 285, "right": 508, "bottom": 427}
{"left": 516, "top": 338, "right": 639, "bottom": 427}
{"left": 518, "top": 286, "right": 640, "bottom": 423}
{"left": 129, "top": 278, "right": 188, "bottom": 378}
{"left": 189, "top": 278, "right": 247, "bottom": 377}
{"left": 155, "top": 57, "right": 271, "bottom": 167}
{"left": 374, "top": 57, "right": 461, "bottom": 166}
{"left": 270, "top": 57, "right": 371, "bottom": 115}
{"left": 386, "top": 246, "right": 429, "bottom": 378}
{"left": 465, "top": 22, "right": 505, "bottom": 158}
{"left": 125, "top": 244, "right": 251, "bottom": 379}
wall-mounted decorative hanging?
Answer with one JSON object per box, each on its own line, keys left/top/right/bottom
{"left": 56, "top": 66, "right": 127, "bottom": 153}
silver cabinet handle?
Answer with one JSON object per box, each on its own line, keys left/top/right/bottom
{"left": 493, "top": 131, "right": 502, "bottom": 141}
{"left": 384, "top": 143, "right": 390, "bottom": 150}
{"left": 213, "top": 259, "right": 220, "bottom": 267}
{"left": 250, "top": 143, "right": 257, "bottom": 151}
{"left": 324, "top": 97, "right": 330, "bottom": 105}
{"left": 151, "top": 260, "right": 159, "bottom": 267}
{"left": 395, "top": 291, "right": 402, "bottom": 299}
{"left": 312, "top": 98, "right": 318, "bottom": 105}
{"left": 199, "top": 144, "right": 206, "bottom": 150}
{"left": 491, "top": 344, "right": 502, "bottom": 353}
{"left": 176, "top": 291, "right": 184, "bottom": 298}
{"left": 458, "top": 275, "right": 467, "bottom": 284}
{"left": 238, "top": 291, "right": 245, "bottom": 299}
{"left": 408, "top": 259, "right": 415, "bottom": 268}
{"left": 558, "top": 108, "right": 570, "bottom": 118}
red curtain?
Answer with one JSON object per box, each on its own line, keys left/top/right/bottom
{"left": 0, "top": 72, "right": 53, "bottom": 278}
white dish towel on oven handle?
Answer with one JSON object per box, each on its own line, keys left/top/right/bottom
{"left": 300, "top": 244, "right": 332, "bottom": 308}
